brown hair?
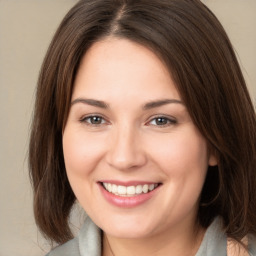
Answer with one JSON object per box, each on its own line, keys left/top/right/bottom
{"left": 29, "top": 0, "right": 256, "bottom": 245}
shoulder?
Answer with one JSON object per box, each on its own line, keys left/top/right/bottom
{"left": 45, "top": 216, "right": 102, "bottom": 256}
{"left": 248, "top": 235, "right": 256, "bottom": 256}
{"left": 196, "top": 217, "right": 227, "bottom": 256}
{"left": 45, "top": 237, "right": 79, "bottom": 256}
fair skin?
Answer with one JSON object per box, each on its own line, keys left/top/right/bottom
{"left": 63, "top": 38, "right": 217, "bottom": 256}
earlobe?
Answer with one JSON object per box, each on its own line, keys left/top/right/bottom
{"left": 208, "top": 154, "right": 218, "bottom": 166}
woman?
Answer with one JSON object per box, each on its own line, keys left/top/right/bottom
{"left": 29, "top": 0, "right": 256, "bottom": 255}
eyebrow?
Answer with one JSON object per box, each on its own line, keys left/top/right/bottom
{"left": 71, "top": 98, "right": 183, "bottom": 109}
{"left": 142, "top": 99, "right": 184, "bottom": 110}
{"left": 71, "top": 98, "right": 109, "bottom": 109}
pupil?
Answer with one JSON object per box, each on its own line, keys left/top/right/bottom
{"left": 156, "top": 118, "right": 167, "bottom": 125}
{"left": 91, "top": 116, "right": 101, "bottom": 124}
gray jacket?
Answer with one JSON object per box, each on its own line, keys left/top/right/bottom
{"left": 46, "top": 217, "right": 256, "bottom": 256}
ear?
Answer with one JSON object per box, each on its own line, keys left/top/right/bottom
{"left": 208, "top": 153, "right": 218, "bottom": 166}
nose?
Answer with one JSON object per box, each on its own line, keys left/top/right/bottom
{"left": 105, "top": 124, "right": 147, "bottom": 171}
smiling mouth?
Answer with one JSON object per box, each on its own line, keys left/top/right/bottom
{"left": 101, "top": 182, "right": 161, "bottom": 197}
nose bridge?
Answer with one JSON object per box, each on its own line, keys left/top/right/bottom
{"left": 106, "top": 122, "right": 146, "bottom": 170}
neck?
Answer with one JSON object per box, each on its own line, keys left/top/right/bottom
{"left": 102, "top": 219, "right": 205, "bottom": 256}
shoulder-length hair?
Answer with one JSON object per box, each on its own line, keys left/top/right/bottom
{"left": 29, "top": 0, "right": 256, "bottom": 245}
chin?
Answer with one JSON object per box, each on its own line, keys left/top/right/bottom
{"left": 99, "top": 216, "right": 157, "bottom": 239}
{"left": 105, "top": 226, "right": 154, "bottom": 239}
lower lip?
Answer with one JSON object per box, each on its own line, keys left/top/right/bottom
{"left": 98, "top": 183, "right": 160, "bottom": 208}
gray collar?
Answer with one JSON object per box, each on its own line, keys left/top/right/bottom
{"left": 78, "top": 217, "right": 227, "bottom": 256}
{"left": 195, "top": 218, "right": 227, "bottom": 256}
{"left": 79, "top": 217, "right": 101, "bottom": 256}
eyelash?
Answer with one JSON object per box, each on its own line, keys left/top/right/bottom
{"left": 80, "top": 114, "right": 177, "bottom": 128}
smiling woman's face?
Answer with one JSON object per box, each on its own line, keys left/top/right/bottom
{"left": 63, "top": 38, "right": 216, "bottom": 239}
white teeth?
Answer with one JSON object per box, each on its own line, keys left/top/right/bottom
{"left": 118, "top": 185, "right": 126, "bottom": 195}
{"left": 127, "top": 186, "right": 136, "bottom": 195}
{"left": 102, "top": 183, "right": 159, "bottom": 196}
{"left": 142, "top": 184, "right": 148, "bottom": 193}
{"left": 135, "top": 185, "right": 143, "bottom": 194}
{"left": 149, "top": 184, "right": 155, "bottom": 191}
{"left": 112, "top": 184, "right": 118, "bottom": 193}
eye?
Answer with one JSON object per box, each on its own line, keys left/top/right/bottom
{"left": 80, "top": 115, "right": 107, "bottom": 126}
{"left": 148, "top": 116, "right": 177, "bottom": 127}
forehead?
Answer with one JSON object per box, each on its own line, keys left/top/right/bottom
{"left": 72, "top": 38, "right": 181, "bottom": 103}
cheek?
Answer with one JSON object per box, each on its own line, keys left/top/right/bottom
{"left": 63, "top": 127, "right": 104, "bottom": 175}
{"left": 62, "top": 127, "right": 108, "bottom": 212}
{"left": 62, "top": 127, "right": 107, "bottom": 203}
{"left": 147, "top": 127, "right": 209, "bottom": 202}
{"left": 148, "top": 131, "right": 209, "bottom": 174}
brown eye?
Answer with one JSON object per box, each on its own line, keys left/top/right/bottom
{"left": 80, "top": 115, "right": 107, "bottom": 125}
{"left": 155, "top": 117, "right": 168, "bottom": 125}
{"left": 89, "top": 116, "right": 103, "bottom": 124}
{"left": 148, "top": 116, "right": 177, "bottom": 127}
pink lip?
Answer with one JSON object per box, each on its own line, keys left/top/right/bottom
{"left": 98, "top": 182, "right": 161, "bottom": 208}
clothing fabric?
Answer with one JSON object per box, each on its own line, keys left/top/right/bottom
{"left": 46, "top": 217, "right": 256, "bottom": 256}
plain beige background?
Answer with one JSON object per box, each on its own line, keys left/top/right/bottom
{"left": 0, "top": 1, "right": 255, "bottom": 255}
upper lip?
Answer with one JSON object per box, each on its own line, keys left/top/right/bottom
{"left": 98, "top": 180, "right": 161, "bottom": 186}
